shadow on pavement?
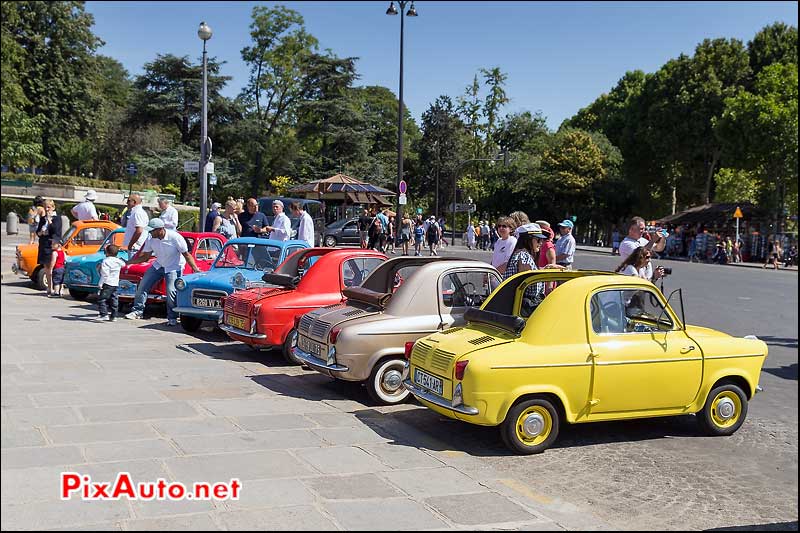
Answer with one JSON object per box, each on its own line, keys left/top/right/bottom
{"left": 176, "top": 341, "right": 290, "bottom": 366}
{"left": 249, "top": 372, "right": 370, "bottom": 402}
{"left": 759, "top": 336, "right": 798, "bottom": 349}
{"left": 763, "top": 363, "right": 798, "bottom": 381}
{"left": 706, "top": 521, "right": 798, "bottom": 531}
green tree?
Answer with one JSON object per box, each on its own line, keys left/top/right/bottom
{"left": 457, "top": 75, "right": 483, "bottom": 160}
{"left": 240, "top": 5, "right": 318, "bottom": 196}
{"left": 481, "top": 67, "right": 509, "bottom": 152}
{"left": 715, "top": 63, "right": 798, "bottom": 231}
{"left": 713, "top": 168, "right": 760, "bottom": 204}
{"left": 748, "top": 22, "right": 798, "bottom": 77}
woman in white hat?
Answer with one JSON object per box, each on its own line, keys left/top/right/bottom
{"left": 71, "top": 190, "right": 99, "bottom": 221}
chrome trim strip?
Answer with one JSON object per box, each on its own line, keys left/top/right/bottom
{"left": 403, "top": 379, "right": 479, "bottom": 415}
{"left": 173, "top": 307, "right": 222, "bottom": 319}
{"left": 190, "top": 288, "right": 228, "bottom": 299}
{"left": 704, "top": 354, "right": 764, "bottom": 360}
{"left": 292, "top": 346, "right": 349, "bottom": 373}
{"left": 491, "top": 362, "right": 592, "bottom": 369}
{"left": 358, "top": 330, "right": 439, "bottom": 336}
{"left": 219, "top": 324, "right": 267, "bottom": 339}
{"left": 596, "top": 357, "right": 704, "bottom": 366}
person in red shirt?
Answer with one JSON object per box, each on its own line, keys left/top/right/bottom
{"left": 49, "top": 240, "right": 68, "bottom": 297}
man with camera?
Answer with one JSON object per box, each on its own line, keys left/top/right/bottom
{"left": 619, "top": 216, "right": 668, "bottom": 282}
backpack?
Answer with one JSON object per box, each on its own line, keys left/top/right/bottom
{"left": 426, "top": 222, "right": 438, "bottom": 239}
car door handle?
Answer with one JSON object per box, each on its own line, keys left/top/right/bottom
{"left": 681, "top": 345, "right": 695, "bottom": 354}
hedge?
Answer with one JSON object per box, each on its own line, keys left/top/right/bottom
{"left": 1, "top": 172, "right": 161, "bottom": 193}
{"left": 177, "top": 209, "right": 200, "bottom": 231}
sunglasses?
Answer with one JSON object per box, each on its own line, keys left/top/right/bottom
{"left": 497, "top": 224, "right": 509, "bottom": 228}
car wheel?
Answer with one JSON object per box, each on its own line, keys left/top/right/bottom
{"left": 68, "top": 288, "right": 89, "bottom": 301}
{"left": 501, "top": 398, "right": 560, "bottom": 455}
{"left": 324, "top": 235, "right": 338, "bottom": 248}
{"left": 180, "top": 315, "right": 202, "bottom": 333}
{"left": 282, "top": 328, "right": 301, "bottom": 365}
{"left": 366, "top": 357, "right": 409, "bottom": 405}
{"left": 697, "top": 383, "right": 748, "bottom": 436}
{"left": 33, "top": 267, "right": 49, "bottom": 290}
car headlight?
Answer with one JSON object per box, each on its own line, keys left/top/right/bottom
{"left": 175, "top": 278, "right": 186, "bottom": 291}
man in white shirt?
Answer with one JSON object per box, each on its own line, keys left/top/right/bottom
{"left": 554, "top": 220, "right": 576, "bottom": 269}
{"left": 123, "top": 194, "right": 150, "bottom": 254}
{"left": 125, "top": 218, "right": 200, "bottom": 326}
{"left": 290, "top": 201, "right": 315, "bottom": 246}
{"left": 157, "top": 197, "right": 179, "bottom": 230}
{"left": 264, "top": 200, "right": 292, "bottom": 241}
{"left": 619, "top": 216, "right": 666, "bottom": 261}
{"left": 71, "top": 190, "right": 99, "bottom": 221}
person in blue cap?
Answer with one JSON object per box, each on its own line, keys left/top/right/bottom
{"left": 555, "top": 219, "right": 576, "bottom": 269}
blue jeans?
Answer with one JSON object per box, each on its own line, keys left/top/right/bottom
{"left": 131, "top": 265, "right": 181, "bottom": 320}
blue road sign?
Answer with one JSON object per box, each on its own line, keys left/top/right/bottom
{"left": 127, "top": 163, "right": 138, "bottom": 175}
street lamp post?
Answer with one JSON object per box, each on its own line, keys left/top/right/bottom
{"left": 386, "top": 1, "right": 417, "bottom": 240}
{"left": 451, "top": 149, "right": 509, "bottom": 246}
{"left": 198, "top": 21, "right": 212, "bottom": 230}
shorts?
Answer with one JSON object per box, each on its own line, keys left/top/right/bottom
{"left": 52, "top": 267, "right": 65, "bottom": 284}
{"left": 29, "top": 224, "right": 38, "bottom": 233}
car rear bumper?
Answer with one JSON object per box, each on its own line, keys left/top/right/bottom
{"left": 219, "top": 323, "right": 267, "bottom": 339}
{"left": 403, "top": 379, "right": 479, "bottom": 415}
{"left": 292, "top": 345, "right": 349, "bottom": 375}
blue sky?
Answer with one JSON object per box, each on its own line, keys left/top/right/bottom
{"left": 86, "top": 1, "right": 797, "bottom": 129}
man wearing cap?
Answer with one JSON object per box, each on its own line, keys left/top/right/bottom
{"left": 123, "top": 193, "right": 150, "bottom": 254}
{"left": 263, "top": 199, "right": 292, "bottom": 241}
{"left": 125, "top": 218, "right": 200, "bottom": 325}
{"left": 204, "top": 202, "right": 222, "bottom": 232}
{"left": 554, "top": 220, "right": 576, "bottom": 269}
{"left": 72, "top": 190, "right": 99, "bottom": 221}
{"left": 158, "top": 197, "right": 179, "bottom": 230}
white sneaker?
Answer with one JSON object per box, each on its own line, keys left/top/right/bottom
{"left": 125, "top": 311, "right": 142, "bottom": 320}
{"left": 91, "top": 315, "right": 108, "bottom": 322}
{"left": 166, "top": 318, "right": 178, "bottom": 327}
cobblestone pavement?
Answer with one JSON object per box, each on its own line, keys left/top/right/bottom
{"left": 1, "top": 231, "right": 797, "bottom": 530}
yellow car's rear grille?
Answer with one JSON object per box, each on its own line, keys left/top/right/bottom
{"left": 439, "top": 327, "right": 462, "bottom": 335}
{"left": 468, "top": 335, "right": 494, "bottom": 345}
{"left": 429, "top": 349, "right": 455, "bottom": 373}
{"left": 411, "top": 341, "right": 433, "bottom": 366}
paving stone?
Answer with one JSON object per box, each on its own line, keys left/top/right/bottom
{"left": 1, "top": 427, "right": 46, "bottom": 448}
{"left": 1, "top": 465, "right": 66, "bottom": 504}
{"left": 1, "top": 393, "right": 35, "bottom": 409}
{"left": 165, "top": 450, "right": 313, "bottom": 484}
{"left": 66, "top": 459, "right": 173, "bottom": 486}
{"left": 130, "top": 497, "right": 217, "bottom": 519}
{"left": 124, "top": 513, "right": 220, "bottom": 530}
{"left": 305, "top": 412, "right": 362, "bottom": 428}
{"left": 46, "top": 422, "right": 160, "bottom": 444}
{"left": 304, "top": 473, "right": 404, "bottom": 500}
{"left": 323, "top": 498, "right": 447, "bottom": 530}
{"left": 198, "top": 397, "right": 338, "bottom": 417}
{"left": 223, "top": 478, "right": 315, "bottom": 511}
{"left": 359, "top": 443, "right": 445, "bottom": 470}
{"left": 83, "top": 439, "right": 179, "bottom": 463}
{"left": 2, "top": 445, "right": 85, "bottom": 470}
{"left": 0, "top": 499, "right": 131, "bottom": 530}
{"left": 383, "top": 466, "right": 488, "bottom": 498}
{"left": 425, "top": 492, "right": 537, "bottom": 526}
{"left": 151, "top": 418, "right": 242, "bottom": 437}
{"left": 159, "top": 387, "right": 262, "bottom": 401}
{"left": 5, "top": 406, "right": 82, "bottom": 428}
{"left": 232, "top": 414, "right": 315, "bottom": 431}
{"left": 31, "top": 388, "right": 168, "bottom": 407}
{"left": 217, "top": 505, "right": 338, "bottom": 530}
{"left": 312, "top": 426, "right": 390, "bottom": 446}
{"left": 171, "top": 429, "right": 324, "bottom": 455}
{"left": 0, "top": 383, "right": 81, "bottom": 394}
{"left": 295, "top": 446, "right": 388, "bottom": 475}
{"left": 79, "top": 402, "right": 200, "bottom": 423}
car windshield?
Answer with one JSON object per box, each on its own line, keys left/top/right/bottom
{"left": 214, "top": 243, "right": 283, "bottom": 271}
{"left": 62, "top": 225, "right": 78, "bottom": 243}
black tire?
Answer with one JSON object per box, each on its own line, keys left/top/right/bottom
{"left": 68, "top": 288, "right": 89, "bottom": 301}
{"left": 33, "top": 267, "right": 48, "bottom": 290}
{"left": 324, "top": 235, "right": 337, "bottom": 248}
{"left": 282, "top": 328, "right": 301, "bottom": 364}
{"left": 180, "top": 315, "right": 202, "bottom": 333}
{"left": 500, "top": 398, "right": 560, "bottom": 455}
{"left": 697, "top": 383, "right": 748, "bottom": 436}
{"left": 366, "top": 357, "right": 409, "bottom": 405}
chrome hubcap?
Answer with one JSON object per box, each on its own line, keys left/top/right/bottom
{"left": 382, "top": 370, "right": 403, "bottom": 392}
{"left": 522, "top": 412, "right": 545, "bottom": 438}
{"left": 716, "top": 397, "right": 735, "bottom": 419}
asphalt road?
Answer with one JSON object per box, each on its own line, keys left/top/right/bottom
{"left": 2, "top": 234, "right": 797, "bottom": 530}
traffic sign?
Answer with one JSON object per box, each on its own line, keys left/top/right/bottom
{"left": 450, "top": 203, "right": 476, "bottom": 213}
{"left": 399, "top": 180, "right": 407, "bottom": 194}
{"left": 733, "top": 206, "right": 744, "bottom": 218}
{"left": 209, "top": 174, "right": 218, "bottom": 186}
{"left": 126, "top": 163, "right": 137, "bottom": 175}
{"left": 398, "top": 194, "right": 407, "bottom": 205}
{"left": 206, "top": 162, "right": 214, "bottom": 174}
{"left": 183, "top": 160, "right": 199, "bottom": 173}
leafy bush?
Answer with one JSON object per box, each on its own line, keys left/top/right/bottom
{"left": 177, "top": 209, "right": 199, "bottom": 231}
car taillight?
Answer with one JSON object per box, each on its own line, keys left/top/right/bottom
{"left": 455, "top": 360, "right": 469, "bottom": 381}
{"left": 404, "top": 341, "right": 415, "bottom": 360}
{"left": 329, "top": 328, "right": 341, "bottom": 344}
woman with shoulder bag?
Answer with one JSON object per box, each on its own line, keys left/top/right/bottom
{"left": 212, "top": 200, "right": 242, "bottom": 239}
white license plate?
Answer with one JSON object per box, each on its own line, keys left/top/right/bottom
{"left": 414, "top": 368, "right": 443, "bottom": 396}
{"left": 118, "top": 282, "right": 137, "bottom": 297}
{"left": 193, "top": 297, "right": 221, "bottom": 308}
{"left": 298, "top": 336, "right": 323, "bottom": 358}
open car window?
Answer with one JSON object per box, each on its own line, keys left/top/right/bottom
{"left": 197, "top": 238, "right": 223, "bottom": 262}
{"left": 591, "top": 288, "right": 674, "bottom": 335}
{"left": 441, "top": 271, "right": 500, "bottom": 309}
{"left": 342, "top": 257, "right": 384, "bottom": 288}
